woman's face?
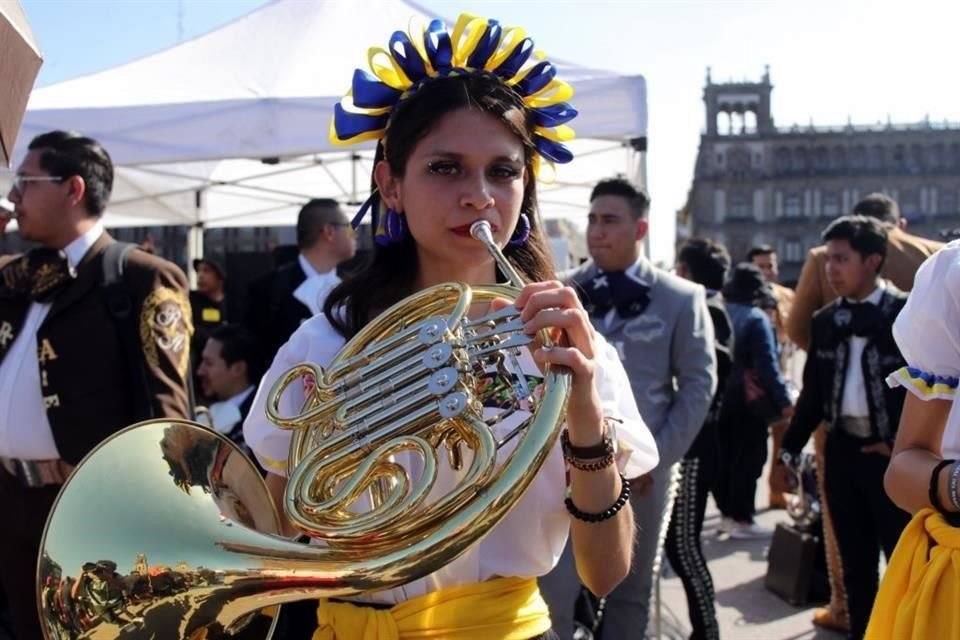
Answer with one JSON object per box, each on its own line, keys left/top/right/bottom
{"left": 377, "top": 107, "right": 528, "bottom": 282}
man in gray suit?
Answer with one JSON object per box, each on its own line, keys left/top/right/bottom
{"left": 541, "top": 179, "right": 716, "bottom": 638}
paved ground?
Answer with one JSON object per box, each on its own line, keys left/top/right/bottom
{"left": 655, "top": 460, "right": 846, "bottom": 640}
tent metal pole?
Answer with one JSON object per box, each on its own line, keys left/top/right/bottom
{"left": 186, "top": 189, "right": 205, "bottom": 288}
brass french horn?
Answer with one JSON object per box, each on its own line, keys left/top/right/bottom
{"left": 38, "top": 221, "right": 571, "bottom": 639}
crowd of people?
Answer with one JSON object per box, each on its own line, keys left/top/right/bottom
{"left": 2, "top": 11, "right": 960, "bottom": 640}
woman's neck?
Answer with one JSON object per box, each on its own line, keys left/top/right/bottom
{"left": 415, "top": 254, "right": 498, "bottom": 290}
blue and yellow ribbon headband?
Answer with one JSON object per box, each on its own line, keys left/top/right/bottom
{"left": 329, "top": 13, "right": 578, "bottom": 170}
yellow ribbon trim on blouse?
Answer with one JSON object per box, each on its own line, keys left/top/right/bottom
{"left": 865, "top": 508, "right": 960, "bottom": 639}
{"left": 312, "top": 576, "right": 551, "bottom": 640}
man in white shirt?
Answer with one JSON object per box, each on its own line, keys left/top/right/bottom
{"left": 775, "top": 215, "right": 911, "bottom": 640}
{"left": 0, "top": 130, "right": 192, "bottom": 639}
{"left": 243, "top": 198, "right": 356, "bottom": 370}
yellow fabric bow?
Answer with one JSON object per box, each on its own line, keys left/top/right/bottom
{"left": 312, "top": 576, "right": 551, "bottom": 640}
{"left": 866, "top": 508, "right": 960, "bottom": 639}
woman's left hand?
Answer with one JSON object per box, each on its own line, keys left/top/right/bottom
{"left": 514, "top": 280, "right": 605, "bottom": 445}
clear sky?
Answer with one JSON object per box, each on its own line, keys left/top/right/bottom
{"left": 19, "top": 0, "right": 960, "bottom": 261}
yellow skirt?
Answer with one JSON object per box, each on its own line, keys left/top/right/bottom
{"left": 312, "top": 576, "right": 552, "bottom": 640}
{"left": 866, "top": 508, "right": 960, "bottom": 639}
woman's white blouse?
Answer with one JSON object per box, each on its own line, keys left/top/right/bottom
{"left": 244, "top": 311, "right": 658, "bottom": 604}
{"left": 888, "top": 240, "right": 960, "bottom": 459}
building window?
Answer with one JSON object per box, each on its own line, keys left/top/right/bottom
{"left": 851, "top": 146, "right": 867, "bottom": 170}
{"left": 793, "top": 147, "right": 809, "bottom": 172}
{"left": 729, "top": 192, "right": 751, "bottom": 218}
{"left": 831, "top": 146, "right": 847, "bottom": 171}
{"left": 784, "top": 240, "right": 803, "bottom": 263}
{"left": 775, "top": 147, "right": 791, "bottom": 172}
{"left": 868, "top": 145, "right": 885, "bottom": 170}
{"left": 716, "top": 152, "right": 724, "bottom": 166}
{"left": 814, "top": 146, "right": 829, "bottom": 171}
{"left": 822, "top": 191, "right": 841, "bottom": 218}
{"left": 784, "top": 193, "right": 802, "bottom": 218}
{"left": 941, "top": 190, "right": 957, "bottom": 215}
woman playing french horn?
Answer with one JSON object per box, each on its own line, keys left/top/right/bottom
{"left": 243, "top": 13, "right": 658, "bottom": 639}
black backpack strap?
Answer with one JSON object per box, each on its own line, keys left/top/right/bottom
{"left": 100, "top": 242, "right": 158, "bottom": 421}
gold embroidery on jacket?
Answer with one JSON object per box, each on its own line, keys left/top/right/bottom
{"left": 38, "top": 338, "right": 58, "bottom": 363}
{"left": 140, "top": 287, "right": 192, "bottom": 377}
{"left": 0, "top": 321, "right": 14, "bottom": 348}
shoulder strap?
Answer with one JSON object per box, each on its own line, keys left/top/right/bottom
{"left": 100, "top": 242, "right": 157, "bottom": 421}
{"left": 101, "top": 242, "right": 139, "bottom": 317}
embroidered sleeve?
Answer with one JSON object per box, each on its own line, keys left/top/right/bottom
{"left": 136, "top": 259, "right": 193, "bottom": 419}
{"left": 887, "top": 241, "right": 960, "bottom": 401}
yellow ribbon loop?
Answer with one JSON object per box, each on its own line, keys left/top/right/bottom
{"left": 484, "top": 26, "right": 527, "bottom": 72}
{"left": 368, "top": 47, "right": 413, "bottom": 90}
{"left": 450, "top": 15, "right": 489, "bottom": 68}
{"left": 312, "top": 577, "right": 551, "bottom": 640}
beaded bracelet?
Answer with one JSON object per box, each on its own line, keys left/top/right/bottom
{"left": 561, "top": 430, "right": 615, "bottom": 471}
{"left": 565, "top": 473, "right": 631, "bottom": 523}
{"left": 928, "top": 459, "right": 955, "bottom": 514}
{"left": 949, "top": 462, "right": 960, "bottom": 512}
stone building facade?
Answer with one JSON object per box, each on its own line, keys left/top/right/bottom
{"left": 684, "top": 68, "right": 960, "bottom": 282}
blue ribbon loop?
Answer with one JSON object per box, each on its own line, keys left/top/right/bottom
{"left": 425, "top": 19, "right": 453, "bottom": 70}
{"left": 515, "top": 61, "right": 556, "bottom": 96}
{"left": 532, "top": 103, "right": 578, "bottom": 127}
{"left": 389, "top": 31, "right": 428, "bottom": 82}
{"left": 493, "top": 38, "right": 533, "bottom": 78}
{"left": 466, "top": 21, "right": 502, "bottom": 70}
{"left": 334, "top": 104, "right": 389, "bottom": 141}
{"left": 535, "top": 137, "right": 574, "bottom": 164}
{"left": 351, "top": 69, "right": 402, "bottom": 109}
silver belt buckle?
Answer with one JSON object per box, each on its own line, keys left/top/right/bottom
{"left": 2, "top": 457, "right": 47, "bottom": 488}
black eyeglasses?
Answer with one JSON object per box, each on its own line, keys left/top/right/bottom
{"left": 10, "top": 175, "right": 64, "bottom": 195}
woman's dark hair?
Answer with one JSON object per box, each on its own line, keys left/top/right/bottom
{"left": 325, "top": 73, "right": 556, "bottom": 337}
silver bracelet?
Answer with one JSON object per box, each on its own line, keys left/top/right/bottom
{"left": 949, "top": 461, "right": 960, "bottom": 512}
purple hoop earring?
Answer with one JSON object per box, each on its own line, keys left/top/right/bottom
{"left": 375, "top": 207, "right": 408, "bottom": 246}
{"left": 509, "top": 213, "right": 531, "bottom": 246}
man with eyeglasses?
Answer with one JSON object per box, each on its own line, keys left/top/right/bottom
{"left": 0, "top": 130, "right": 192, "bottom": 640}
{"left": 242, "top": 198, "right": 356, "bottom": 372}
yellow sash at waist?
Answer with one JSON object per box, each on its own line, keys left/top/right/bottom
{"left": 312, "top": 576, "right": 552, "bottom": 640}
{"left": 866, "top": 508, "right": 960, "bottom": 639}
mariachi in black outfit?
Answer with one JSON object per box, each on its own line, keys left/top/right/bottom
{"left": 780, "top": 283, "right": 911, "bottom": 639}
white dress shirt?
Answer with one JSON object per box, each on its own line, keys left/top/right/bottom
{"left": 0, "top": 222, "right": 104, "bottom": 460}
{"left": 840, "top": 282, "right": 885, "bottom": 418}
{"left": 293, "top": 254, "right": 340, "bottom": 316}
{"left": 243, "top": 311, "right": 659, "bottom": 605}
{"left": 202, "top": 385, "right": 255, "bottom": 435}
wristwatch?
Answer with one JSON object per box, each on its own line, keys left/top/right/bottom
{"left": 779, "top": 450, "right": 802, "bottom": 471}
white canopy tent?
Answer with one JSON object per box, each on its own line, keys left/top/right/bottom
{"left": 5, "top": 0, "right": 646, "bottom": 247}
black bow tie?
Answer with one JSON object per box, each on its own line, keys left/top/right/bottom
{"left": 579, "top": 270, "right": 651, "bottom": 319}
{"left": 0, "top": 248, "right": 76, "bottom": 303}
{"left": 834, "top": 299, "right": 882, "bottom": 338}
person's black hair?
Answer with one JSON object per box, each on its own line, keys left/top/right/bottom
{"left": 207, "top": 324, "right": 262, "bottom": 383}
{"left": 852, "top": 192, "right": 900, "bottom": 224}
{"left": 589, "top": 178, "right": 650, "bottom": 220}
{"left": 324, "top": 73, "right": 557, "bottom": 338}
{"left": 677, "top": 237, "right": 730, "bottom": 290}
{"left": 745, "top": 244, "right": 775, "bottom": 262}
{"left": 722, "top": 262, "right": 774, "bottom": 307}
{"left": 822, "top": 215, "right": 888, "bottom": 272}
{"left": 28, "top": 130, "right": 113, "bottom": 216}
{"left": 297, "top": 198, "right": 346, "bottom": 249}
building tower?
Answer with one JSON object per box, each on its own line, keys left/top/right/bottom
{"left": 703, "top": 65, "right": 775, "bottom": 137}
